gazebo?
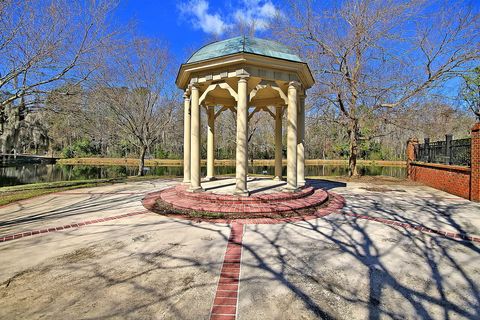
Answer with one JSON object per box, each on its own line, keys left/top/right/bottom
{"left": 176, "top": 36, "right": 314, "bottom": 196}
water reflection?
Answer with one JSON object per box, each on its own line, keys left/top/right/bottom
{"left": 0, "top": 163, "right": 406, "bottom": 187}
{"left": 248, "top": 165, "right": 406, "bottom": 178}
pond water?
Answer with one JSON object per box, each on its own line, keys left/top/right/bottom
{"left": 0, "top": 162, "right": 406, "bottom": 187}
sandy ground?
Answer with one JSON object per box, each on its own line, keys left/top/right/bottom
{"left": 1, "top": 177, "right": 479, "bottom": 319}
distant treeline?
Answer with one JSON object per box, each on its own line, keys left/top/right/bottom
{"left": 5, "top": 95, "right": 473, "bottom": 162}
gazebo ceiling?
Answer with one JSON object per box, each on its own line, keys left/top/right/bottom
{"left": 176, "top": 36, "right": 314, "bottom": 91}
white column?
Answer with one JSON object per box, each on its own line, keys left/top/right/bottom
{"left": 235, "top": 76, "right": 249, "bottom": 196}
{"left": 273, "top": 106, "right": 283, "bottom": 181}
{"left": 189, "top": 84, "right": 202, "bottom": 192}
{"left": 297, "top": 94, "right": 306, "bottom": 187}
{"left": 286, "top": 81, "right": 298, "bottom": 191}
{"left": 183, "top": 92, "right": 191, "bottom": 184}
{"left": 206, "top": 105, "right": 215, "bottom": 180}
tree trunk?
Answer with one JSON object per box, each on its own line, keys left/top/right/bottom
{"left": 348, "top": 119, "right": 359, "bottom": 177}
{"left": 138, "top": 145, "right": 147, "bottom": 176}
{"left": 47, "top": 138, "right": 53, "bottom": 157}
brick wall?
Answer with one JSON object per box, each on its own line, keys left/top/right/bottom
{"left": 408, "top": 163, "right": 471, "bottom": 199}
{"left": 407, "top": 122, "right": 479, "bottom": 202}
{"left": 471, "top": 123, "right": 480, "bottom": 201}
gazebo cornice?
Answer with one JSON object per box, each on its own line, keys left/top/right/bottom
{"left": 176, "top": 52, "right": 314, "bottom": 91}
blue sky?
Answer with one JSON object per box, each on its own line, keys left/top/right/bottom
{"left": 112, "top": 0, "right": 479, "bottom": 105}
{"left": 115, "top": 0, "right": 281, "bottom": 63}
{"left": 114, "top": 0, "right": 479, "bottom": 62}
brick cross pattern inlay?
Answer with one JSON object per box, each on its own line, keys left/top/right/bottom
{"left": 210, "top": 223, "right": 244, "bottom": 320}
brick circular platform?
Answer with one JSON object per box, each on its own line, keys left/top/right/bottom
{"left": 160, "top": 184, "right": 327, "bottom": 214}
{"left": 174, "top": 184, "right": 316, "bottom": 203}
{"left": 142, "top": 183, "right": 345, "bottom": 223}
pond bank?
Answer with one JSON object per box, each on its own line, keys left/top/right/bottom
{"left": 1, "top": 162, "right": 407, "bottom": 187}
{"left": 58, "top": 157, "right": 406, "bottom": 167}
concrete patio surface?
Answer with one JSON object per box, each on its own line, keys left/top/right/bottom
{"left": 201, "top": 177, "right": 288, "bottom": 195}
{"left": 0, "top": 177, "right": 479, "bottom": 319}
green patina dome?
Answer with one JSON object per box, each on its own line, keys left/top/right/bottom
{"left": 186, "top": 36, "right": 303, "bottom": 64}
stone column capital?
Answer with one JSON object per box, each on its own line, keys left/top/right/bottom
{"left": 288, "top": 81, "right": 301, "bottom": 90}
{"left": 190, "top": 83, "right": 200, "bottom": 90}
{"left": 238, "top": 76, "right": 249, "bottom": 83}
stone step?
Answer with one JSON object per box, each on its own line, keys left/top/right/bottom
{"left": 173, "top": 184, "right": 315, "bottom": 203}
{"left": 159, "top": 186, "right": 328, "bottom": 214}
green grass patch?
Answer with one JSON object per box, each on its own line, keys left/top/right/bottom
{"left": 187, "top": 211, "right": 226, "bottom": 219}
{"left": 0, "top": 183, "right": 100, "bottom": 206}
{"left": 0, "top": 179, "right": 112, "bottom": 193}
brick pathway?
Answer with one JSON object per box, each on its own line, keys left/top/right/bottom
{"left": 0, "top": 210, "right": 149, "bottom": 243}
{"left": 338, "top": 211, "right": 480, "bottom": 243}
{"left": 210, "top": 222, "right": 244, "bottom": 320}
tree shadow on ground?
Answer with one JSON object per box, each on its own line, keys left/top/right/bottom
{"left": 0, "top": 180, "right": 178, "bottom": 233}
{"left": 0, "top": 218, "right": 231, "bottom": 319}
{"left": 1, "top": 178, "right": 479, "bottom": 319}
{"left": 239, "top": 178, "right": 480, "bottom": 319}
{"left": 307, "top": 178, "right": 347, "bottom": 190}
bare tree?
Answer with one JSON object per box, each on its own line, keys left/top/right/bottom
{"left": 0, "top": 0, "right": 118, "bottom": 110}
{"left": 43, "top": 84, "right": 86, "bottom": 153}
{"left": 274, "top": 0, "right": 480, "bottom": 176}
{"left": 96, "top": 38, "right": 177, "bottom": 175}
{"left": 461, "top": 66, "right": 480, "bottom": 120}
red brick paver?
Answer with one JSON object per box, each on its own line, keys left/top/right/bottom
{"left": 338, "top": 212, "right": 480, "bottom": 243}
{"left": 143, "top": 189, "right": 346, "bottom": 224}
{"left": 210, "top": 222, "right": 244, "bottom": 320}
{"left": 158, "top": 185, "right": 329, "bottom": 214}
{"left": 0, "top": 210, "right": 149, "bottom": 243}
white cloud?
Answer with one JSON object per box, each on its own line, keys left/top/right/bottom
{"left": 259, "top": 2, "right": 277, "bottom": 17}
{"left": 178, "top": 0, "right": 281, "bottom": 35}
{"left": 234, "top": 0, "right": 280, "bottom": 31}
{"left": 179, "top": 0, "right": 231, "bottom": 36}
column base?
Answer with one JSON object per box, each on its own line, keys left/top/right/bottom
{"left": 204, "top": 176, "right": 216, "bottom": 182}
{"left": 182, "top": 179, "right": 191, "bottom": 185}
{"left": 283, "top": 186, "right": 299, "bottom": 193}
{"left": 187, "top": 186, "right": 204, "bottom": 193}
{"left": 297, "top": 180, "right": 306, "bottom": 187}
{"left": 233, "top": 189, "right": 250, "bottom": 197}
{"left": 273, "top": 176, "right": 283, "bottom": 181}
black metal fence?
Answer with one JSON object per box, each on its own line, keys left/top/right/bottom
{"left": 415, "top": 135, "right": 471, "bottom": 166}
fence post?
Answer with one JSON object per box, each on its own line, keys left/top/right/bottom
{"left": 406, "top": 138, "right": 418, "bottom": 179}
{"left": 445, "top": 134, "right": 453, "bottom": 165}
{"left": 471, "top": 123, "right": 480, "bottom": 202}
{"left": 424, "top": 138, "right": 430, "bottom": 162}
